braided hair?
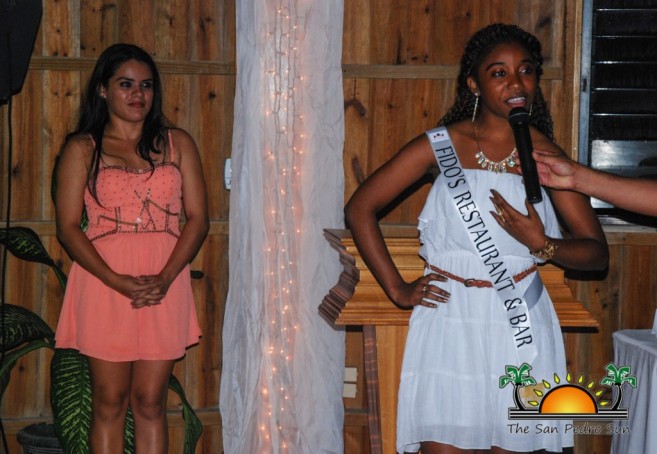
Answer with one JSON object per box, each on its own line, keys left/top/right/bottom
{"left": 438, "top": 23, "right": 554, "bottom": 140}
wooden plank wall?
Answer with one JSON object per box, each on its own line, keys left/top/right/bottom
{"left": 340, "top": 1, "right": 657, "bottom": 454}
{"left": 0, "top": 1, "right": 235, "bottom": 452}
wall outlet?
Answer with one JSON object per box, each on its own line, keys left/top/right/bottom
{"left": 343, "top": 367, "right": 358, "bottom": 398}
{"left": 344, "top": 366, "right": 358, "bottom": 383}
{"left": 342, "top": 382, "right": 357, "bottom": 399}
{"left": 224, "top": 158, "right": 232, "bottom": 190}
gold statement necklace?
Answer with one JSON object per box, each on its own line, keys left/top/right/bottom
{"left": 474, "top": 124, "right": 517, "bottom": 173}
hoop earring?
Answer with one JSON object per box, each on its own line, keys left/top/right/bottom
{"left": 471, "top": 93, "right": 480, "bottom": 123}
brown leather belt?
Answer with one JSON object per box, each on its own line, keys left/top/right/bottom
{"left": 425, "top": 262, "right": 537, "bottom": 288}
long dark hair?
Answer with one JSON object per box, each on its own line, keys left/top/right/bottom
{"left": 438, "top": 23, "right": 554, "bottom": 140}
{"left": 69, "top": 43, "right": 170, "bottom": 200}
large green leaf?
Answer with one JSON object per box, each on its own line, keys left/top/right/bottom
{"left": 168, "top": 373, "right": 202, "bottom": 453}
{"left": 0, "top": 226, "right": 67, "bottom": 290}
{"left": 50, "top": 349, "right": 136, "bottom": 453}
{"left": 50, "top": 352, "right": 133, "bottom": 454}
{"left": 124, "top": 408, "right": 135, "bottom": 454}
{"left": 0, "top": 304, "right": 54, "bottom": 352}
{"left": 0, "top": 226, "right": 56, "bottom": 265}
{"left": 51, "top": 349, "right": 92, "bottom": 454}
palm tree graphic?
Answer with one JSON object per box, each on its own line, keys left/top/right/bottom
{"left": 600, "top": 363, "right": 637, "bottom": 411}
{"left": 499, "top": 363, "right": 537, "bottom": 410}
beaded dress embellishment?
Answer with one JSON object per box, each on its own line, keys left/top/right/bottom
{"left": 85, "top": 164, "right": 181, "bottom": 242}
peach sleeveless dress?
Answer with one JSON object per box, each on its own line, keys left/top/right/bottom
{"left": 55, "top": 132, "right": 202, "bottom": 361}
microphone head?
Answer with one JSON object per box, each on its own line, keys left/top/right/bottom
{"left": 508, "top": 107, "right": 530, "bottom": 126}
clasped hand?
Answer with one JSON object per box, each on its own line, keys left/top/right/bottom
{"left": 112, "top": 274, "right": 172, "bottom": 308}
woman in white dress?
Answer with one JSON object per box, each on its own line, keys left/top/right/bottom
{"left": 344, "top": 23, "right": 608, "bottom": 454}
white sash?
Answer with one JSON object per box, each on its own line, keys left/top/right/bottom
{"left": 426, "top": 126, "right": 542, "bottom": 364}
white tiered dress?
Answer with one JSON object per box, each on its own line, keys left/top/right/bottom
{"left": 396, "top": 164, "right": 574, "bottom": 453}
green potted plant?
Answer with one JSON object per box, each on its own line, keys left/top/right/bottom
{"left": 0, "top": 226, "right": 202, "bottom": 453}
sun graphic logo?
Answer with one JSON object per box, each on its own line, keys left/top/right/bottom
{"left": 499, "top": 363, "right": 637, "bottom": 420}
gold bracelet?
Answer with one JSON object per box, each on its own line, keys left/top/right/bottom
{"left": 530, "top": 238, "right": 559, "bottom": 261}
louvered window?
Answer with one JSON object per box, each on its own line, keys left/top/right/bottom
{"left": 578, "top": 0, "right": 657, "bottom": 223}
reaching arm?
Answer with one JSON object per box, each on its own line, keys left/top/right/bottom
{"left": 344, "top": 134, "right": 447, "bottom": 309}
{"left": 534, "top": 149, "right": 657, "bottom": 217}
{"left": 491, "top": 142, "right": 608, "bottom": 271}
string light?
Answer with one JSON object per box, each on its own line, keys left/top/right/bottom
{"left": 258, "top": 1, "right": 306, "bottom": 451}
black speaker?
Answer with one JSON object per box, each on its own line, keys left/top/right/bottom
{"left": 0, "top": 0, "right": 42, "bottom": 103}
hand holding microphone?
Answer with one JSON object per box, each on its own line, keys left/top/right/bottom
{"left": 508, "top": 107, "right": 542, "bottom": 204}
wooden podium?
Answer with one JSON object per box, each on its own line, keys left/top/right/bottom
{"left": 320, "top": 229, "right": 598, "bottom": 454}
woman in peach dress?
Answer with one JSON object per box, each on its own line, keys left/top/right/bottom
{"left": 54, "top": 43, "right": 208, "bottom": 454}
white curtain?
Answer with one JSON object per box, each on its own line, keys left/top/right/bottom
{"left": 220, "top": 1, "right": 345, "bottom": 453}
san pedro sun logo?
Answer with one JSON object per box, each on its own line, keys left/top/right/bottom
{"left": 499, "top": 363, "right": 637, "bottom": 420}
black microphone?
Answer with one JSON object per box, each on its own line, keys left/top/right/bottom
{"left": 508, "top": 107, "right": 542, "bottom": 204}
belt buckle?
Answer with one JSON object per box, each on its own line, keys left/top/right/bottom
{"left": 464, "top": 278, "right": 475, "bottom": 287}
